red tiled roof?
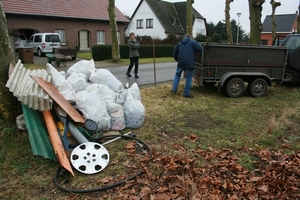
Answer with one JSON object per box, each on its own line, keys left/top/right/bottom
{"left": 1, "top": 0, "right": 129, "bottom": 22}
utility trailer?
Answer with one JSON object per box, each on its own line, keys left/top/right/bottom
{"left": 193, "top": 44, "right": 287, "bottom": 98}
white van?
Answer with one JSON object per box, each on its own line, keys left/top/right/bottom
{"left": 25, "top": 33, "right": 61, "bottom": 56}
{"left": 14, "top": 33, "right": 27, "bottom": 51}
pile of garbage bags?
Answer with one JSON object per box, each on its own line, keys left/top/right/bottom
{"left": 47, "top": 59, "right": 145, "bottom": 131}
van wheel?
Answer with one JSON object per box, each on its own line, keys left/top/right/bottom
{"left": 247, "top": 78, "right": 267, "bottom": 97}
{"left": 37, "top": 48, "right": 43, "bottom": 57}
{"left": 225, "top": 77, "right": 245, "bottom": 98}
{"left": 71, "top": 56, "right": 76, "bottom": 60}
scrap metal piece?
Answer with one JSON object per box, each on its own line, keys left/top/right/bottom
{"left": 22, "top": 104, "right": 56, "bottom": 160}
{"left": 70, "top": 142, "right": 109, "bottom": 174}
{"left": 31, "top": 75, "right": 85, "bottom": 123}
{"left": 43, "top": 110, "right": 75, "bottom": 177}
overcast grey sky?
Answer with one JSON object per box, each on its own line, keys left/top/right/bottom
{"left": 115, "top": 0, "right": 299, "bottom": 33}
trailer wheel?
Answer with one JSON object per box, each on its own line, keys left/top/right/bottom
{"left": 247, "top": 78, "right": 267, "bottom": 97}
{"left": 225, "top": 77, "right": 245, "bottom": 98}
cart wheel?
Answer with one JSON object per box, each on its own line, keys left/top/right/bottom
{"left": 247, "top": 78, "right": 267, "bottom": 97}
{"left": 225, "top": 77, "right": 245, "bottom": 98}
{"left": 56, "top": 61, "right": 60, "bottom": 68}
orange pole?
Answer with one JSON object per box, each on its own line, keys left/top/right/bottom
{"left": 42, "top": 110, "right": 75, "bottom": 177}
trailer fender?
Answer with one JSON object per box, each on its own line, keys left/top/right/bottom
{"left": 218, "top": 72, "right": 272, "bottom": 87}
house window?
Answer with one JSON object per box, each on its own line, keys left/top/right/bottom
{"left": 137, "top": 19, "right": 143, "bottom": 29}
{"left": 146, "top": 19, "right": 153, "bottom": 28}
{"left": 260, "top": 40, "right": 268, "bottom": 45}
{"left": 97, "top": 31, "right": 105, "bottom": 44}
{"left": 55, "top": 29, "right": 65, "bottom": 43}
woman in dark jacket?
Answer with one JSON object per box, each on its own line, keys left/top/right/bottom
{"left": 126, "top": 32, "right": 140, "bottom": 78}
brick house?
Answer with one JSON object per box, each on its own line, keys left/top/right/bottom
{"left": 2, "top": 0, "right": 129, "bottom": 50}
{"left": 261, "top": 12, "right": 298, "bottom": 45}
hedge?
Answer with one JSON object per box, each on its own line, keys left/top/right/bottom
{"left": 92, "top": 44, "right": 175, "bottom": 61}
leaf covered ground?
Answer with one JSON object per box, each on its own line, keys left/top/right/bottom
{"left": 1, "top": 82, "right": 300, "bottom": 199}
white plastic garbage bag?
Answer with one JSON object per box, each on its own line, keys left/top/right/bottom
{"left": 123, "top": 92, "right": 145, "bottom": 129}
{"left": 46, "top": 63, "right": 77, "bottom": 102}
{"left": 66, "top": 72, "right": 89, "bottom": 93}
{"left": 128, "top": 82, "right": 141, "bottom": 101}
{"left": 84, "top": 84, "right": 117, "bottom": 104}
{"left": 90, "top": 69, "right": 123, "bottom": 93}
{"left": 107, "top": 103, "right": 125, "bottom": 131}
{"left": 66, "top": 59, "right": 96, "bottom": 82}
{"left": 75, "top": 90, "right": 111, "bottom": 131}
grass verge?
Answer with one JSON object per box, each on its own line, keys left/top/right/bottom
{"left": 1, "top": 75, "right": 300, "bottom": 199}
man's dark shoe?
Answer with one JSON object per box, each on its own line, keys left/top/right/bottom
{"left": 126, "top": 72, "right": 132, "bottom": 77}
{"left": 135, "top": 74, "right": 139, "bottom": 78}
{"left": 183, "top": 94, "right": 194, "bottom": 98}
{"left": 170, "top": 90, "right": 177, "bottom": 94}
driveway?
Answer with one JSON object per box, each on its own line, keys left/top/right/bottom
{"left": 16, "top": 54, "right": 177, "bottom": 86}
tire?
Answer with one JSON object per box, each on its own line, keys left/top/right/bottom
{"left": 71, "top": 56, "right": 76, "bottom": 60}
{"left": 225, "top": 77, "right": 245, "bottom": 98}
{"left": 247, "top": 78, "right": 267, "bottom": 97}
{"left": 37, "top": 48, "right": 43, "bottom": 57}
{"left": 55, "top": 61, "right": 60, "bottom": 68}
{"left": 202, "top": 81, "right": 216, "bottom": 87}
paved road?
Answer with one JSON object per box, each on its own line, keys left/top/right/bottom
{"left": 105, "top": 62, "right": 176, "bottom": 87}
{"left": 29, "top": 55, "right": 177, "bottom": 87}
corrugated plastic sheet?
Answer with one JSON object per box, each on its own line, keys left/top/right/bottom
{"left": 22, "top": 104, "right": 56, "bottom": 161}
{"left": 6, "top": 60, "right": 57, "bottom": 160}
{"left": 5, "top": 59, "right": 53, "bottom": 111}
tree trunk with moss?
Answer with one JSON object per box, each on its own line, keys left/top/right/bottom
{"left": 108, "top": 0, "right": 120, "bottom": 62}
{"left": 225, "top": 0, "right": 234, "bottom": 44}
{"left": 0, "top": 3, "right": 22, "bottom": 123}
{"left": 248, "top": 0, "right": 265, "bottom": 44}
{"left": 186, "top": 0, "right": 194, "bottom": 36}
{"left": 270, "top": 0, "right": 281, "bottom": 43}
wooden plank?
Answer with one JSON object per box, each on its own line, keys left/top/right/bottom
{"left": 43, "top": 110, "right": 75, "bottom": 177}
{"left": 30, "top": 75, "right": 85, "bottom": 123}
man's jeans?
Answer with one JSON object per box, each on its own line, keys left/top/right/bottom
{"left": 172, "top": 68, "right": 194, "bottom": 96}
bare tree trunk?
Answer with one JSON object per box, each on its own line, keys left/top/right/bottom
{"left": 0, "top": 2, "right": 22, "bottom": 122}
{"left": 186, "top": 0, "right": 194, "bottom": 36}
{"left": 248, "top": 0, "right": 265, "bottom": 44}
{"left": 270, "top": 0, "right": 281, "bottom": 43}
{"left": 225, "top": 0, "right": 234, "bottom": 44}
{"left": 108, "top": 0, "right": 120, "bottom": 62}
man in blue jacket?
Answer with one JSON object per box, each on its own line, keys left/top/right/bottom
{"left": 171, "top": 34, "right": 202, "bottom": 98}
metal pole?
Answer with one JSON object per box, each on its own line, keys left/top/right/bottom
{"left": 153, "top": 39, "right": 157, "bottom": 85}
{"left": 101, "top": 132, "right": 132, "bottom": 146}
{"left": 236, "top": 13, "right": 242, "bottom": 44}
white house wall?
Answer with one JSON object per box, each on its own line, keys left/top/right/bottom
{"left": 193, "top": 18, "right": 206, "bottom": 37}
{"left": 126, "top": 1, "right": 167, "bottom": 39}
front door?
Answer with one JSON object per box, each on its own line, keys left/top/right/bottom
{"left": 79, "top": 31, "right": 88, "bottom": 49}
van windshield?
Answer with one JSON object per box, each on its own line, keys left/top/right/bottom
{"left": 19, "top": 34, "right": 26, "bottom": 40}
{"left": 46, "top": 35, "right": 60, "bottom": 42}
